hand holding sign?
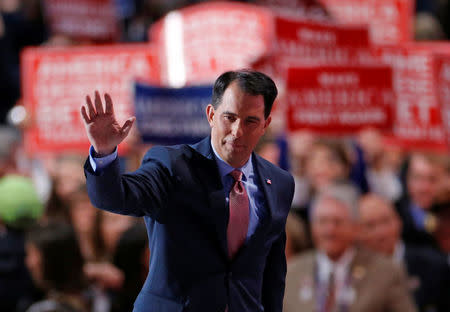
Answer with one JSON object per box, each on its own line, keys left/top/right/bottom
{"left": 81, "top": 91, "right": 135, "bottom": 156}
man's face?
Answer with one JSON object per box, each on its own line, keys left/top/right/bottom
{"left": 311, "top": 197, "right": 357, "bottom": 261}
{"left": 306, "top": 145, "right": 348, "bottom": 191}
{"left": 407, "top": 155, "right": 440, "bottom": 210}
{"left": 358, "top": 196, "right": 400, "bottom": 256}
{"left": 207, "top": 82, "right": 271, "bottom": 168}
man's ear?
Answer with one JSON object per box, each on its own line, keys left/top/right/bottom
{"left": 263, "top": 116, "right": 272, "bottom": 131}
{"left": 206, "top": 104, "right": 215, "bottom": 126}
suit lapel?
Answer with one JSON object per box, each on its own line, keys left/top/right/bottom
{"left": 249, "top": 154, "right": 276, "bottom": 237}
{"left": 231, "top": 154, "right": 278, "bottom": 262}
{"left": 190, "top": 137, "right": 229, "bottom": 259}
{"left": 348, "top": 250, "right": 369, "bottom": 312}
{"left": 302, "top": 256, "right": 318, "bottom": 312}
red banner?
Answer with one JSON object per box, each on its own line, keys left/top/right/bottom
{"left": 42, "top": 0, "right": 119, "bottom": 42}
{"left": 269, "top": 16, "right": 373, "bottom": 81}
{"left": 255, "top": 0, "right": 329, "bottom": 20}
{"left": 21, "top": 44, "right": 160, "bottom": 154}
{"left": 150, "top": 2, "right": 273, "bottom": 87}
{"left": 434, "top": 55, "right": 450, "bottom": 150}
{"left": 372, "top": 45, "right": 447, "bottom": 151}
{"left": 286, "top": 66, "right": 394, "bottom": 134}
{"left": 318, "top": 0, "right": 414, "bottom": 44}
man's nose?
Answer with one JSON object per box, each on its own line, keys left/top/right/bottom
{"left": 231, "top": 120, "right": 244, "bottom": 137}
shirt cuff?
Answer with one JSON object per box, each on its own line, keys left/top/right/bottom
{"left": 89, "top": 146, "right": 118, "bottom": 172}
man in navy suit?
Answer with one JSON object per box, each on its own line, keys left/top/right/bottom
{"left": 81, "top": 70, "right": 295, "bottom": 312}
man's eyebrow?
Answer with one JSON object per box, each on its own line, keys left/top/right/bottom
{"left": 222, "top": 111, "right": 237, "bottom": 116}
{"left": 247, "top": 116, "right": 261, "bottom": 122}
{"left": 222, "top": 111, "right": 262, "bottom": 121}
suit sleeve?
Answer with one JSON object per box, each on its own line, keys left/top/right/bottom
{"left": 84, "top": 146, "right": 175, "bottom": 221}
{"left": 262, "top": 174, "right": 295, "bottom": 312}
{"left": 386, "top": 263, "right": 418, "bottom": 312}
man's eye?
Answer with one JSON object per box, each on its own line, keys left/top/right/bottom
{"left": 225, "top": 116, "right": 235, "bottom": 121}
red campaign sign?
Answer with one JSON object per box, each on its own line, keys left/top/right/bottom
{"left": 434, "top": 55, "right": 450, "bottom": 150}
{"left": 276, "top": 16, "right": 369, "bottom": 47}
{"left": 372, "top": 45, "right": 447, "bottom": 151}
{"left": 255, "top": 0, "right": 329, "bottom": 20}
{"left": 149, "top": 2, "right": 273, "bottom": 86}
{"left": 21, "top": 44, "right": 160, "bottom": 154}
{"left": 286, "top": 66, "right": 394, "bottom": 134}
{"left": 272, "top": 16, "right": 374, "bottom": 81}
{"left": 42, "top": 0, "right": 119, "bottom": 42}
{"left": 318, "top": 0, "right": 414, "bottom": 44}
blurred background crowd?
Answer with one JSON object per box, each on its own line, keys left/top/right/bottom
{"left": 1, "top": 0, "right": 450, "bottom": 312}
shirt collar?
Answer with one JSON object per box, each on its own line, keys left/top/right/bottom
{"left": 211, "top": 141, "right": 253, "bottom": 181}
{"left": 316, "top": 248, "right": 356, "bottom": 283}
{"left": 392, "top": 241, "right": 405, "bottom": 264}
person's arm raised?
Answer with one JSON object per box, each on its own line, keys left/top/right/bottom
{"left": 81, "top": 91, "right": 135, "bottom": 156}
{"left": 81, "top": 91, "right": 173, "bottom": 219}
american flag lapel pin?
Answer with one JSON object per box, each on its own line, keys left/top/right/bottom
{"left": 266, "top": 179, "right": 272, "bottom": 185}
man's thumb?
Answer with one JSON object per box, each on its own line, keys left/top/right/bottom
{"left": 121, "top": 117, "right": 136, "bottom": 137}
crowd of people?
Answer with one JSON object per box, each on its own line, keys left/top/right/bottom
{"left": 1, "top": 120, "right": 449, "bottom": 311}
{"left": 275, "top": 129, "right": 450, "bottom": 312}
{"left": 0, "top": 132, "right": 150, "bottom": 311}
{"left": 1, "top": 0, "right": 450, "bottom": 312}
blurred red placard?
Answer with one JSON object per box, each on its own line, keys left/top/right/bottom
{"left": 372, "top": 45, "right": 447, "bottom": 151}
{"left": 255, "top": 0, "right": 329, "bottom": 20}
{"left": 42, "top": 0, "right": 119, "bottom": 42}
{"left": 21, "top": 44, "right": 160, "bottom": 155}
{"left": 150, "top": 2, "right": 274, "bottom": 86}
{"left": 434, "top": 55, "right": 450, "bottom": 150}
{"left": 318, "top": 0, "right": 414, "bottom": 44}
{"left": 276, "top": 14, "right": 369, "bottom": 48}
{"left": 286, "top": 66, "right": 394, "bottom": 134}
{"left": 265, "top": 16, "right": 373, "bottom": 82}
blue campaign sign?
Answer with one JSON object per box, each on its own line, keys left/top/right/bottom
{"left": 134, "top": 82, "right": 212, "bottom": 145}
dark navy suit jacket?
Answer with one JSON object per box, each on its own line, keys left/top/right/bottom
{"left": 84, "top": 137, "right": 295, "bottom": 312}
{"left": 396, "top": 197, "right": 440, "bottom": 250}
{"left": 404, "top": 244, "right": 450, "bottom": 312}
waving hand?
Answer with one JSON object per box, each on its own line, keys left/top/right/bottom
{"left": 81, "top": 91, "right": 135, "bottom": 156}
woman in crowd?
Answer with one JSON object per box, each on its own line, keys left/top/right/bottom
{"left": 25, "top": 222, "right": 90, "bottom": 312}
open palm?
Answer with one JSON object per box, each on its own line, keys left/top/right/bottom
{"left": 81, "top": 91, "right": 135, "bottom": 156}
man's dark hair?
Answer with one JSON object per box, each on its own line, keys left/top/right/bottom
{"left": 26, "top": 222, "right": 86, "bottom": 293}
{"left": 211, "top": 69, "right": 278, "bottom": 119}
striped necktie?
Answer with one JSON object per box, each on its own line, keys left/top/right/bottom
{"left": 227, "top": 169, "right": 249, "bottom": 259}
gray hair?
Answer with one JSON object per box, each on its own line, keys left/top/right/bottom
{"left": 310, "top": 182, "right": 360, "bottom": 221}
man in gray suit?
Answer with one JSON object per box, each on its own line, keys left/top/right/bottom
{"left": 359, "top": 194, "right": 450, "bottom": 312}
{"left": 283, "top": 183, "right": 417, "bottom": 312}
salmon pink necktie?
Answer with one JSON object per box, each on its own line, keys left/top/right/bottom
{"left": 227, "top": 169, "right": 249, "bottom": 259}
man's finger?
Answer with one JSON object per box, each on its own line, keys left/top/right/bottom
{"left": 120, "top": 117, "right": 136, "bottom": 137}
{"left": 86, "top": 95, "right": 96, "bottom": 119}
{"left": 81, "top": 106, "right": 90, "bottom": 124}
{"left": 94, "top": 91, "right": 104, "bottom": 114}
{"left": 104, "top": 93, "right": 114, "bottom": 115}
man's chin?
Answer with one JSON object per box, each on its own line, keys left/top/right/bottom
{"left": 222, "top": 151, "right": 251, "bottom": 167}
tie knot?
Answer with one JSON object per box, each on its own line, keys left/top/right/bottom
{"left": 230, "top": 170, "right": 243, "bottom": 182}
{"left": 328, "top": 270, "right": 335, "bottom": 283}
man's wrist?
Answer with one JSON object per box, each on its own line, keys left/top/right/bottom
{"left": 89, "top": 146, "right": 118, "bottom": 172}
{"left": 93, "top": 147, "right": 115, "bottom": 158}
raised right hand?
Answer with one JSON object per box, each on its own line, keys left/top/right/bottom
{"left": 81, "top": 91, "right": 135, "bottom": 156}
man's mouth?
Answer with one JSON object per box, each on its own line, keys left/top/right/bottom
{"left": 225, "top": 140, "right": 245, "bottom": 149}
